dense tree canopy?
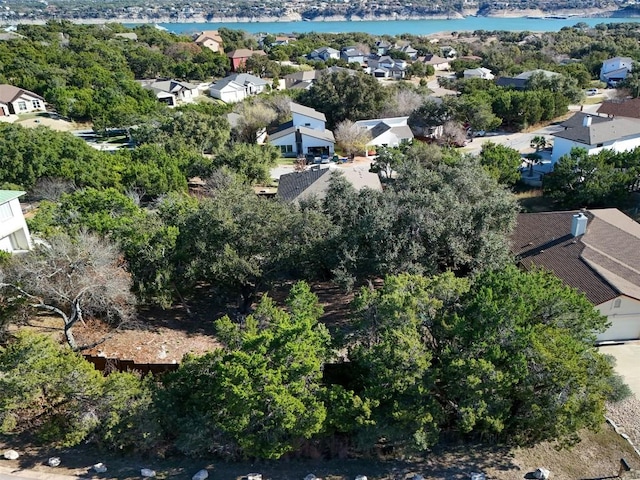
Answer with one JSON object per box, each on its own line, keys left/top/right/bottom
{"left": 300, "top": 71, "right": 390, "bottom": 129}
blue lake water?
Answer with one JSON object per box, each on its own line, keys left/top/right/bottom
{"left": 139, "top": 16, "right": 640, "bottom": 35}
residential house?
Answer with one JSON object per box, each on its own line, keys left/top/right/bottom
{"left": 340, "top": 47, "right": 366, "bottom": 65}
{"left": 511, "top": 209, "right": 640, "bottom": 342}
{"left": 600, "top": 56, "right": 633, "bottom": 86}
{"left": 368, "top": 56, "right": 407, "bottom": 79}
{"left": 354, "top": 116, "right": 414, "bottom": 152}
{"left": 0, "top": 190, "right": 33, "bottom": 253}
{"left": 375, "top": 40, "right": 392, "bottom": 56}
{"left": 597, "top": 97, "right": 640, "bottom": 119}
{"left": 142, "top": 79, "right": 199, "bottom": 107}
{"left": 495, "top": 69, "right": 561, "bottom": 90}
{"left": 268, "top": 102, "right": 335, "bottom": 158}
{"left": 284, "top": 70, "right": 318, "bottom": 90}
{"left": 227, "top": 49, "right": 267, "bottom": 72}
{"left": 397, "top": 44, "right": 418, "bottom": 60}
{"left": 209, "top": 73, "right": 268, "bottom": 103}
{"left": 193, "top": 30, "right": 223, "bottom": 53}
{"left": 277, "top": 165, "right": 382, "bottom": 203}
{"left": 308, "top": 46, "right": 340, "bottom": 62}
{"left": 283, "top": 66, "right": 355, "bottom": 90}
{"left": 0, "top": 84, "right": 46, "bottom": 116}
{"left": 463, "top": 67, "right": 494, "bottom": 80}
{"left": 440, "top": 45, "right": 457, "bottom": 58}
{"left": 417, "top": 54, "right": 450, "bottom": 71}
{"left": 551, "top": 112, "right": 640, "bottom": 163}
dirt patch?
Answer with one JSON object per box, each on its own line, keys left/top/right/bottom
{"left": 15, "top": 114, "right": 76, "bottom": 132}
{"left": 0, "top": 422, "right": 637, "bottom": 480}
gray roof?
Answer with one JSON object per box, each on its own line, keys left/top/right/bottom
{"left": 553, "top": 112, "right": 640, "bottom": 146}
{"left": 212, "top": 73, "right": 267, "bottom": 90}
{"left": 284, "top": 70, "right": 318, "bottom": 82}
{"left": 515, "top": 69, "right": 561, "bottom": 80}
{"left": 290, "top": 102, "right": 326, "bottom": 122}
{"left": 278, "top": 166, "right": 382, "bottom": 202}
{"left": 277, "top": 168, "right": 331, "bottom": 201}
{"left": 269, "top": 125, "right": 335, "bottom": 143}
{"left": 149, "top": 80, "right": 197, "bottom": 93}
{"left": 368, "top": 122, "right": 413, "bottom": 143}
{"left": 602, "top": 67, "right": 630, "bottom": 80}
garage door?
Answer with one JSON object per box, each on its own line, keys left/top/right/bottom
{"left": 597, "top": 316, "right": 640, "bottom": 343}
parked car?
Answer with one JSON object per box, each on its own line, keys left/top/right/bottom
{"left": 586, "top": 88, "right": 598, "bottom": 96}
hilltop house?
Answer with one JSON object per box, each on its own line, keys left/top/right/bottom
{"left": 209, "top": 73, "right": 268, "bottom": 103}
{"left": 0, "top": 190, "right": 33, "bottom": 253}
{"left": 463, "top": 67, "right": 494, "bottom": 80}
{"left": 600, "top": 56, "right": 633, "bottom": 86}
{"left": 268, "top": 102, "right": 335, "bottom": 158}
{"left": 551, "top": 112, "right": 640, "bottom": 163}
{"left": 0, "top": 84, "right": 46, "bottom": 116}
{"left": 368, "top": 56, "right": 407, "bottom": 79}
{"left": 354, "top": 116, "right": 414, "bottom": 152}
{"left": 193, "top": 30, "right": 223, "bottom": 52}
{"left": 277, "top": 165, "right": 382, "bottom": 203}
{"left": 227, "top": 49, "right": 267, "bottom": 72}
{"left": 511, "top": 209, "right": 640, "bottom": 343}
{"left": 142, "top": 79, "right": 199, "bottom": 107}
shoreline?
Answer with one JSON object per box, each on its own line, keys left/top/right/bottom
{"left": 3, "top": 7, "right": 638, "bottom": 25}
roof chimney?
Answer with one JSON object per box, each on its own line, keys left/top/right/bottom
{"left": 583, "top": 115, "right": 592, "bottom": 127}
{"left": 571, "top": 212, "right": 588, "bottom": 237}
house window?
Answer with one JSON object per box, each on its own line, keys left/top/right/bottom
{"left": 32, "top": 99, "right": 42, "bottom": 109}
{"left": 614, "top": 298, "right": 622, "bottom": 308}
{"left": 17, "top": 101, "right": 27, "bottom": 112}
{"left": 0, "top": 202, "right": 13, "bottom": 221}
{"left": 280, "top": 145, "right": 293, "bottom": 154}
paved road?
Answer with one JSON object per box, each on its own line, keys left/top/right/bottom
{"left": 599, "top": 343, "right": 640, "bottom": 398}
{"left": 0, "top": 466, "right": 81, "bottom": 480}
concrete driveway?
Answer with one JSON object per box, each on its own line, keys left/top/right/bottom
{"left": 599, "top": 342, "right": 640, "bottom": 397}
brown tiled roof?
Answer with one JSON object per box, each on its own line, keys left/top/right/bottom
{"left": 597, "top": 98, "right": 640, "bottom": 119}
{"left": 227, "top": 49, "right": 266, "bottom": 59}
{"left": 0, "top": 84, "right": 44, "bottom": 103}
{"left": 510, "top": 210, "right": 619, "bottom": 305}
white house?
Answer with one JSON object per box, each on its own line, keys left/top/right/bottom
{"left": 209, "top": 73, "right": 268, "bottom": 103}
{"left": 551, "top": 112, "right": 640, "bottom": 163}
{"left": 0, "top": 84, "right": 46, "bottom": 116}
{"left": 308, "top": 46, "right": 340, "bottom": 62}
{"left": 291, "top": 102, "right": 327, "bottom": 131}
{"left": 0, "top": 190, "right": 33, "bottom": 253}
{"left": 463, "top": 67, "right": 494, "bottom": 80}
{"left": 600, "top": 56, "right": 633, "bottom": 85}
{"left": 143, "top": 80, "right": 199, "bottom": 107}
{"left": 512, "top": 209, "right": 640, "bottom": 343}
{"left": 269, "top": 126, "right": 335, "bottom": 158}
{"left": 269, "top": 102, "right": 335, "bottom": 157}
{"left": 354, "top": 116, "right": 414, "bottom": 151}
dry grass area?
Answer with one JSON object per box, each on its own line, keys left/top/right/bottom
{"left": 0, "top": 423, "right": 637, "bottom": 480}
